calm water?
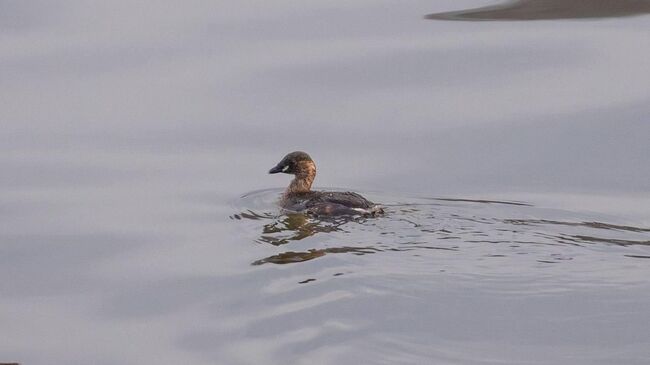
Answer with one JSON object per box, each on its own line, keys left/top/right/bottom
{"left": 1, "top": 1, "right": 650, "bottom": 364}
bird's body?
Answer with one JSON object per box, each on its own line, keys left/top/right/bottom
{"left": 269, "top": 151, "right": 383, "bottom": 217}
{"left": 282, "top": 191, "right": 382, "bottom": 216}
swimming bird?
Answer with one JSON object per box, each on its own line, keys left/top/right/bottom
{"left": 269, "top": 151, "right": 383, "bottom": 216}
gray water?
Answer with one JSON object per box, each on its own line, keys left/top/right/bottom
{"left": 1, "top": 1, "right": 650, "bottom": 364}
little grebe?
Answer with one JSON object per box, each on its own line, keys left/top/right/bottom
{"left": 269, "top": 151, "right": 383, "bottom": 216}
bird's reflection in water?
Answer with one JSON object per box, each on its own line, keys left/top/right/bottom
{"left": 234, "top": 210, "right": 379, "bottom": 265}
{"left": 252, "top": 246, "right": 380, "bottom": 265}
{"left": 258, "top": 213, "right": 347, "bottom": 246}
{"left": 426, "top": 0, "right": 650, "bottom": 21}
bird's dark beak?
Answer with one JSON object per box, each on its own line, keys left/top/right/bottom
{"left": 269, "top": 163, "right": 284, "bottom": 174}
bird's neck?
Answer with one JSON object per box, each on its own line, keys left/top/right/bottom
{"left": 285, "top": 161, "right": 316, "bottom": 195}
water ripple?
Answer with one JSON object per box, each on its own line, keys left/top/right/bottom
{"left": 233, "top": 189, "right": 650, "bottom": 272}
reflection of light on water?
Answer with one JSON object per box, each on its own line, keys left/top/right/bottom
{"left": 426, "top": 0, "right": 650, "bottom": 21}
{"left": 234, "top": 189, "right": 650, "bottom": 269}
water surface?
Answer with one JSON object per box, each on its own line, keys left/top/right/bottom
{"left": 1, "top": 1, "right": 649, "bottom": 364}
